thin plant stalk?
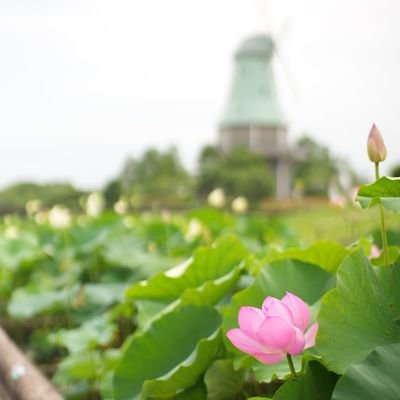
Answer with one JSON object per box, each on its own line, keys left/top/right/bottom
{"left": 375, "top": 162, "right": 389, "bottom": 264}
{"left": 286, "top": 354, "right": 297, "bottom": 378}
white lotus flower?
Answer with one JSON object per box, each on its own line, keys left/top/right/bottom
{"left": 85, "top": 192, "right": 105, "bottom": 217}
{"left": 185, "top": 218, "right": 203, "bottom": 242}
{"left": 207, "top": 188, "right": 226, "bottom": 208}
{"left": 123, "top": 216, "right": 135, "bottom": 229}
{"left": 231, "top": 196, "right": 248, "bottom": 214}
{"left": 4, "top": 225, "right": 19, "bottom": 239}
{"left": 48, "top": 205, "right": 71, "bottom": 229}
{"left": 25, "top": 199, "right": 42, "bottom": 216}
{"left": 114, "top": 198, "right": 129, "bottom": 215}
{"left": 34, "top": 211, "right": 48, "bottom": 225}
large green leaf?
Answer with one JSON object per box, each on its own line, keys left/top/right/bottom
{"left": 204, "top": 359, "right": 245, "bottom": 400}
{"left": 179, "top": 266, "right": 242, "bottom": 306}
{"left": 113, "top": 305, "right": 222, "bottom": 400}
{"left": 125, "top": 235, "right": 248, "bottom": 302}
{"left": 54, "top": 348, "right": 120, "bottom": 387}
{"left": 332, "top": 342, "right": 400, "bottom": 400}
{"left": 357, "top": 176, "right": 400, "bottom": 213}
{"left": 317, "top": 249, "right": 400, "bottom": 373}
{"left": 273, "top": 360, "right": 339, "bottom": 400}
{"left": 223, "top": 259, "right": 335, "bottom": 381}
{"left": 176, "top": 382, "right": 207, "bottom": 400}
{"left": 103, "top": 232, "right": 177, "bottom": 277}
{"left": 84, "top": 283, "right": 127, "bottom": 306}
{"left": 0, "top": 233, "right": 42, "bottom": 270}
{"left": 265, "top": 240, "right": 348, "bottom": 273}
{"left": 49, "top": 314, "right": 116, "bottom": 353}
{"left": 247, "top": 398, "right": 272, "bottom": 400}
{"left": 8, "top": 285, "right": 79, "bottom": 319}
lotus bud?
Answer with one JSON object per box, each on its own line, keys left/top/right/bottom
{"left": 207, "top": 188, "right": 226, "bottom": 208}
{"left": 231, "top": 196, "right": 248, "bottom": 214}
{"left": 185, "top": 218, "right": 203, "bottom": 242}
{"left": 48, "top": 205, "right": 72, "bottom": 229}
{"left": 114, "top": 198, "right": 129, "bottom": 215}
{"left": 368, "top": 244, "right": 381, "bottom": 260}
{"left": 85, "top": 192, "right": 104, "bottom": 217}
{"left": 367, "top": 124, "right": 387, "bottom": 163}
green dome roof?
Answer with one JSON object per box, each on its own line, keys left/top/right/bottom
{"left": 235, "top": 34, "right": 274, "bottom": 59}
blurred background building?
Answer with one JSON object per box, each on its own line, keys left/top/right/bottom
{"left": 219, "top": 34, "right": 291, "bottom": 199}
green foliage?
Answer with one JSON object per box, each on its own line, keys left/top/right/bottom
{"left": 331, "top": 342, "right": 400, "bottom": 400}
{"left": 113, "top": 305, "right": 222, "bottom": 400}
{"left": 317, "top": 250, "right": 400, "bottom": 373}
{"left": 204, "top": 359, "right": 246, "bottom": 400}
{"left": 265, "top": 240, "right": 348, "bottom": 274}
{"left": 125, "top": 235, "right": 248, "bottom": 303}
{"left": 197, "top": 146, "right": 274, "bottom": 201}
{"left": 0, "top": 182, "right": 85, "bottom": 213}
{"left": 119, "top": 147, "right": 193, "bottom": 206}
{"left": 357, "top": 176, "right": 400, "bottom": 213}
{"left": 273, "top": 360, "right": 339, "bottom": 400}
{"left": 103, "top": 179, "right": 122, "bottom": 208}
{"left": 2, "top": 173, "right": 400, "bottom": 400}
{"left": 293, "top": 136, "right": 338, "bottom": 196}
{"left": 8, "top": 285, "right": 79, "bottom": 319}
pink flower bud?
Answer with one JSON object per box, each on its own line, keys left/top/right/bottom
{"left": 367, "top": 124, "right": 387, "bottom": 163}
{"left": 368, "top": 244, "right": 381, "bottom": 260}
{"left": 226, "top": 292, "right": 318, "bottom": 365}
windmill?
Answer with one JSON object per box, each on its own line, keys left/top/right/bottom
{"left": 218, "top": 0, "right": 293, "bottom": 199}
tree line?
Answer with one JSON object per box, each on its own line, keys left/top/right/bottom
{"left": 0, "top": 135, "right": 377, "bottom": 213}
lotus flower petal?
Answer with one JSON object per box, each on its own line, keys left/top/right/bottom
{"left": 304, "top": 322, "right": 319, "bottom": 349}
{"left": 226, "top": 329, "right": 265, "bottom": 355}
{"left": 262, "top": 296, "right": 280, "bottom": 311}
{"left": 258, "top": 316, "right": 295, "bottom": 352}
{"left": 282, "top": 292, "right": 310, "bottom": 331}
{"left": 262, "top": 297, "right": 294, "bottom": 324}
{"left": 253, "top": 352, "right": 285, "bottom": 365}
{"left": 238, "top": 306, "right": 266, "bottom": 333}
{"left": 288, "top": 327, "right": 305, "bottom": 355}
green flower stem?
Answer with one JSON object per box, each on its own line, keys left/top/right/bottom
{"left": 286, "top": 354, "right": 297, "bottom": 378}
{"left": 375, "top": 162, "right": 389, "bottom": 264}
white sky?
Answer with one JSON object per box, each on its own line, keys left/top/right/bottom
{"left": 1, "top": 0, "right": 399, "bottom": 190}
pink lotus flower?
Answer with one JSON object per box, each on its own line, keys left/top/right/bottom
{"left": 367, "top": 123, "right": 387, "bottom": 163}
{"left": 226, "top": 292, "right": 318, "bottom": 365}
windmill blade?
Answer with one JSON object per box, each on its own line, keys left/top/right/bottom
{"left": 255, "top": 0, "right": 299, "bottom": 102}
{"left": 273, "top": 40, "right": 299, "bottom": 102}
{"left": 256, "top": 0, "right": 274, "bottom": 36}
{"left": 275, "top": 18, "right": 291, "bottom": 46}
{"left": 273, "top": 19, "right": 299, "bottom": 101}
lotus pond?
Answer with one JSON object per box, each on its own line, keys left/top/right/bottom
{"left": 1, "top": 184, "right": 400, "bottom": 399}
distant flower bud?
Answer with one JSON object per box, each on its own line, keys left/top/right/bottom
{"left": 4, "top": 225, "right": 19, "bottom": 240}
{"left": 367, "top": 124, "right": 387, "bottom": 163}
{"left": 207, "top": 188, "right": 226, "bottom": 208}
{"left": 114, "top": 198, "right": 129, "bottom": 215}
{"left": 368, "top": 244, "right": 381, "bottom": 260}
{"left": 25, "top": 199, "right": 42, "bottom": 216}
{"left": 48, "top": 205, "right": 71, "bottom": 229}
{"left": 185, "top": 218, "right": 203, "bottom": 242}
{"left": 85, "top": 192, "right": 105, "bottom": 217}
{"left": 231, "top": 196, "right": 248, "bottom": 214}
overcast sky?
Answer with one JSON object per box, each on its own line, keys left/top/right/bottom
{"left": 1, "top": 0, "right": 399, "bottom": 190}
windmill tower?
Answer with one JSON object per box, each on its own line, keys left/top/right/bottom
{"left": 219, "top": 34, "right": 291, "bottom": 199}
